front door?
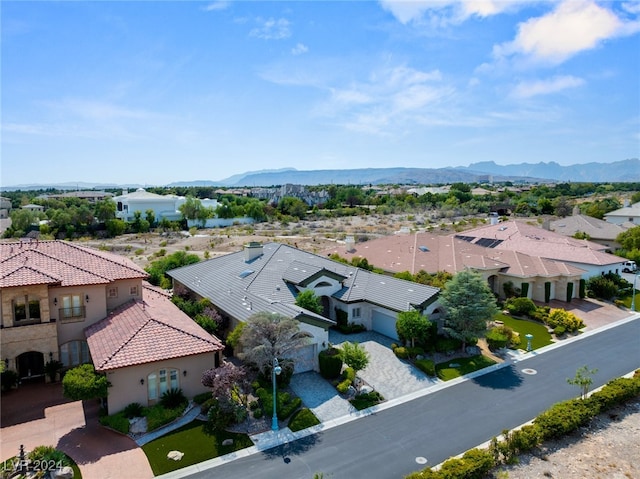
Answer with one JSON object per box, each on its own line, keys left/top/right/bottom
{"left": 17, "top": 351, "right": 45, "bottom": 382}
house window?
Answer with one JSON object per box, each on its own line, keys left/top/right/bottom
{"left": 13, "top": 296, "right": 41, "bottom": 323}
{"left": 108, "top": 287, "right": 118, "bottom": 298}
{"left": 59, "top": 341, "right": 90, "bottom": 368}
{"left": 147, "top": 368, "right": 179, "bottom": 402}
{"left": 352, "top": 307, "right": 361, "bottom": 318}
{"left": 60, "top": 294, "right": 85, "bottom": 320}
{"left": 130, "top": 286, "right": 139, "bottom": 296}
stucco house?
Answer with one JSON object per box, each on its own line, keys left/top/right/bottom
{"left": 324, "top": 231, "right": 585, "bottom": 303}
{"left": 168, "top": 242, "right": 440, "bottom": 362}
{"left": 604, "top": 202, "right": 640, "bottom": 226}
{"left": 0, "top": 239, "right": 222, "bottom": 413}
{"left": 113, "top": 188, "right": 218, "bottom": 222}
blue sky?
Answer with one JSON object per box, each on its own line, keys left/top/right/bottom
{"left": 2, "top": 1, "right": 639, "bottom": 187}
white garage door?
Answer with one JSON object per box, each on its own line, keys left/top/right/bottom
{"left": 288, "top": 344, "right": 317, "bottom": 373}
{"left": 371, "top": 310, "right": 399, "bottom": 340}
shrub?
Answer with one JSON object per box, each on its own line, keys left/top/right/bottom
{"left": 590, "top": 376, "right": 640, "bottom": 410}
{"left": 554, "top": 325, "right": 566, "bottom": 336}
{"left": 435, "top": 336, "right": 461, "bottom": 353}
{"left": 28, "top": 446, "right": 71, "bottom": 469}
{"left": 486, "top": 328, "right": 509, "bottom": 350}
{"left": 414, "top": 359, "right": 436, "bottom": 376}
{"left": 200, "top": 398, "right": 216, "bottom": 415}
{"left": 160, "top": 388, "right": 187, "bottom": 409}
{"left": 253, "top": 408, "right": 263, "bottom": 419}
{"left": 350, "top": 391, "right": 384, "bottom": 410}
{"left": 546, "top": 309, "right": 584, "bottom": 333}
{"left": 1, "top": 370, "right": 19, "bottom": 391}
{"left": 504, "top": 297, "right": 536, "bottom": 316}
{"left": 288, "top": 408, "right": 321, "bottom": 432}
{"left": 319, "top": 347, "right": 343, "bottom": 379}
{"left": 278, "top": 397, "right": 302, "bottom": 420}
{"left": 407, "top": 347, "right": 425, "bottom": 358}
{"left": 394, "top": 346, "right": 409, "bottom": 359}
{"left": 534, "top": 399, "right": 599, "bottom": 441}
{"left": 437, "top": 448, "right": 495, "bottom": 479}
{"left": 99, "top": 412, "right": 130, "bottom": 434}
{"left": 123, "top": 402, "right": 144, "bottom": 418}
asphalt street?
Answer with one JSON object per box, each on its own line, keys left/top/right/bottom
{"left": 183, "top": 318, "right": 640, "bottom": 479}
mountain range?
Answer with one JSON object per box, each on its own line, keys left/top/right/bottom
{"left": 2, "top": 159, "right": 638, "bottom": 191}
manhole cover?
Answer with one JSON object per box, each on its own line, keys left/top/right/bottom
{"left": 415, "top": 457, "right": 428, "bottom": 465}
{"left": 522, "top": 368, "right": 537, "bottom": 375}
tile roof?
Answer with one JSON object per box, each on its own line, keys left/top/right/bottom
{"left": 85, "top": 287, "right": 223, "bottom": 371}
{"left": 0, "top": 239, "right": 148, "bottom": 288}
{"left": 461, "top": 220, "right": 624, "bottom": 266}
{"left": 549, "top": 215, "right": 628, "bottom": 241}
{"left": 168, "top": 242, "right": 439, "bottom": 322}
{"left": 322, "top": 230, "right": 585, "bottom": 279}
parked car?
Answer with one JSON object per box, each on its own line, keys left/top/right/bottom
{"left": 622, "top": 260, "right": 637, "bottom": 273}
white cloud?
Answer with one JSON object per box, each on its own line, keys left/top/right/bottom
{"left": 291, "top": 43, "right": 308, "bottom": 55}
{"left": 202, "top": 1, "right": 229, "bottom": 12}
{"left": 493, "top": 1, "right": 640, "bottom": 65}
{"left": 249, "top": 17, "right": 291, "bottom": 40}
{"left": 511, "top": 75, "right": 585, "bottom": 98}
{"left": 378, "top": 0, "right": 519, "bottom": 25}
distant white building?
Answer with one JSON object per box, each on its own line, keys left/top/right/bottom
{"left": 604, "top": 202, "right": 640, "bottom": 227}
{"left": 113, "top": 188, "right": 218, "bottom": 222}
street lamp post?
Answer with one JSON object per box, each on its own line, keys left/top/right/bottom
{"left": 271, "top": 358, "right": 282, "bottom": 431}
{"left": 632, "top": 274, "right": 639, "bottom": 312}
{"left": 525, "top": 333, "right": 533, "bottom": 352}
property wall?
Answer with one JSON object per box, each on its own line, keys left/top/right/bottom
{"left": 187, "top": 217, "right": 254, "bottom": 228}
{"left": 104, "top": 352, "right": 219, "bottom": 413}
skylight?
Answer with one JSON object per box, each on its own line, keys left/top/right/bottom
{"left": 238, "top": 269, "right": 254, "bottom": 279}
{"left": 418, "top": 246, "right": 429, "bottom": 252}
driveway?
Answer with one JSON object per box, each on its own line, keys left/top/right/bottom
{"left": 545, "top": 298, "right": 631, "bottom": 331}
{"left": 329, "top": 330, "right": 438, "bottom": 401}
{"left": 0, "top": 382, "right": 153, "bottom": 479}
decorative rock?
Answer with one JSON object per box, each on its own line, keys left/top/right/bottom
{"left": 52, "top": 466, "right": 74, "bottom": 479}
{"left": 359, "top": 385, "right": 373, "bottom": 395}
{"left": 167, "top": 450, "right": 184, "bottom": 461}
{"left": 222, "top": 439, "right": 234, "bottom": 446}
{"left": 129, "top": 417, "right": 148, "bottom": 435}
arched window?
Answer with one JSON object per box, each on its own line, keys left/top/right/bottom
{"left": 59, "top": 341, "right": 90, "bottom": 368}
{"left": 147, "top": 368, "right": 179, "bottom": 402}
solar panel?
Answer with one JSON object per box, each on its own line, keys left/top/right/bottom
{"left": 418, "top": 246, "right": 429, "bottom": 252}
{"left": 454, "top": 235, "right": 475, "bottom": 242}
{"left": 475, "top": 238, "right": 503, "bottom": 248}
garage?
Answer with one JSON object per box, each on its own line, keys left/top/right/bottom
{"left": 371, "top": 310, "right": 399, "bottom": 340}
{"left": 288, "top": 343, "right": 317, "bottom": 373}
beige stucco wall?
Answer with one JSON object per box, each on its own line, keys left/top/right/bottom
{"left": 104, "top": 352, "right": 219, "bottom": 413}
{"left": 106, "top": 278, "right": 144, "bottom": 312}
{"left": 54, "top": 284, "right": 108, "bottom": 345}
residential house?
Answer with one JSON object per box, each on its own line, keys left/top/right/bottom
{"left": 113, "top": 188, "right": 218, "bottom": 222}
{"left": 547, "top": 212, "right": 628, "bottom": 251}
{"left": 323, "top": 231, "right": 585, "bottom": 303}
{"left": 168, "top": 242, "right": 440, "bottom": 359}
{"left": 0, "top": 197, "right": 12, "bottom": 219}
{"left": 0, "top": 239, "right": 222, "bottom": 413}
{"left": 604, "top": 202, "right": 640, "bottom": 226}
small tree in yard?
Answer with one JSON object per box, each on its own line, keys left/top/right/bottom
{"left": 295, "top": 290, "right": 323, "bottom": 315}
{"left": 202, "top": 362, "right": 249, "bottom": 429}
{"left": 567, "top": 365, "right": 598, "bottom": 399}
{"left": 62, "top": 364, "right": 109, "bottom": 401}
{"left": 439, "top": 269, "right": 499, "bottom": 352}
{"left": 237, "top": 312, "right": 311, "bottom": 376}
{"left": 395, "top": 311, "right": 432, "bottom": 348}
{"left": 339, "top": 342, "right": 370, "bottom": 377}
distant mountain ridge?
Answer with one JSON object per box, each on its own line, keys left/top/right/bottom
{"left": 2, "top": 159, "right": 637, "bottom": 191}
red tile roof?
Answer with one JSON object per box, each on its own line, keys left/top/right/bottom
{"left": 0, "top": 239, "right": 147, "bottom": 288}
{"left": 85, "top": 288, "right": 223, "bottom": 371}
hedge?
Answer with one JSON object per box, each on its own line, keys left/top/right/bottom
{"left": 319, "top": 348, "right": 343, "bottom": 379}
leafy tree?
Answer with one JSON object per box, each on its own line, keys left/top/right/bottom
{"left": 201, "top": 362, "right": 249, "bottom": 430}
{"left": 194, "top": 305, "right": 226, "bottom": 334}
{"left": 336, "top": 186, "right": 364, "bottom": 207}
{"left": 617, "top": 226, "right": 640, "bottom": 251}
{"left": 586, "top": 275, "right": 618, "bottom": 300}
{"left": 94, "top": 198, "right": 116, "bottom": 222}
{"left": 62, "top": 364, "right": 109, "bottom": 401}
{"left": 145, "top": 209, "right": 156, "bottom": 228}
{"left": 277, "top": 197, "right": 307, "bottom": 220}
{"left": 553, "top": 197, "right": 572, "bottom": 217}
{"left": 237, "top": 312, "right": 310, "bottom": 376}
{"left": 179, "top": 196, "right": 202, "bottom": 220}
{"left": 146, "top": 251, "right": 200, "bottom": 288}
{"left": 395, "top": 311, "right": 432, "bottom": 348}
{"left": 537, "top": 197, "right": 554, "bottom": 215}
{"left": 567, "top": 365, "right": 598, "bottom": 399}
{"left": 295, "top": 290, "right": 323, "bottom": 315}
{"left": 105, "top": 218, "right": 127, "bottom": 237}
{"left": 9, "top": 208, "right": 40, "bottom": 233}
{"left": 339, "top": 341, "right": 370, "bottom": 376}
{"left": 439, "top": 269, "right": 499, "bottom": 352}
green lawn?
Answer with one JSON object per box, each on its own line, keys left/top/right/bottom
{"left": 435, "top": 355, "right": 497, "bottom": 381}
{"left": 494, "top": 313, "right": 553, "bottom": 350}
{"left": 142, "top": 420, "right": 253, "bottom": 476}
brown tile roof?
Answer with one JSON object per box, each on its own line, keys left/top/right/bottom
{"left": 322, "top": 230, "right": 585, "bottom": 278}
{"left": 0, "top": 239, "right": 147, "bottom": 288}
{"left": 462, "top": 220, "right": 624, "bottom": 266}
{"left": 85, "top": 288, "right": 223, "bottom": 371}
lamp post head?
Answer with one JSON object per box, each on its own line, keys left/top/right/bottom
{"left": 274, "top": 365, "right": 282, "bottom": 376}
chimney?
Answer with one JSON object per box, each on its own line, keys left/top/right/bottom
{"left": 345, "top": 236, "right": 356, "bottom": 253}
{"left": 244, "top": 242, "right": 263, "bottom": 262}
